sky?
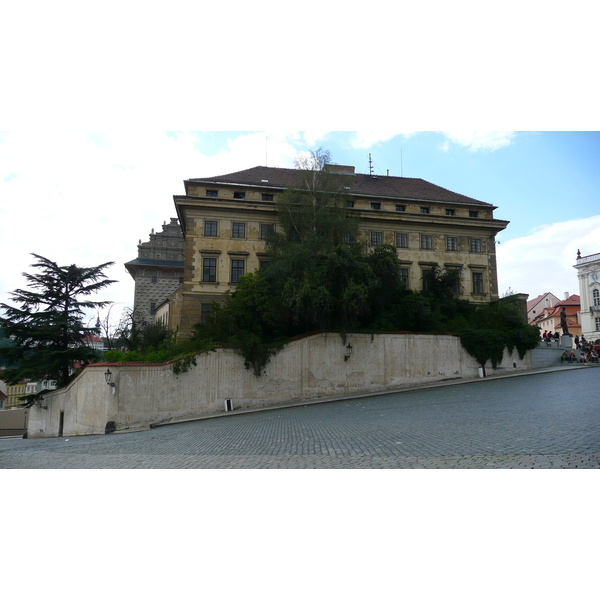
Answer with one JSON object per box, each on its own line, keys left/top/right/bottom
{"left": 1, "top": 131, "right": 598, "bottom": 326}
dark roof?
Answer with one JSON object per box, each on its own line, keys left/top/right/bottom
{"left": 187, "top": 166, "right": 494, "bottom": 207}
{"left": 124, "top": 258, "right": 184, "bottom": 268}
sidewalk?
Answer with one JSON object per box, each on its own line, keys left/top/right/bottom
{"left": 144, "top": 362, "right": 599, "bottom": 432}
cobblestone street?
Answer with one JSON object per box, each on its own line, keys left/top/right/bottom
{"left": 2, "top": 367, "right": 599, "bottom": 468}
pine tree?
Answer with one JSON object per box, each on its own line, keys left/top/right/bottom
{"left": 0, "top": 254, "right": 116, "bottom": 404}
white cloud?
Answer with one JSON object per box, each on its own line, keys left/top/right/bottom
{"left": 350, "top": 131, "right": 416, "bottom": 149}
{"left": 496, "top": 215, "right": 600, "bottom": 299}
{"left": 441, "top": 131, "right": 515, "bottom": 152}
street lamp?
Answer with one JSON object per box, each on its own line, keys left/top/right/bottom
{"left": 104, "top": 369, "right": 115, "bottom": 387}
{"left": 344, "top": 343, "right": 353, "bottom": 362}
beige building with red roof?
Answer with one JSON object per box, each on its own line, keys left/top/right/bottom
{"left": 169, "top": 164, "right": 510, "bottom": 338}
{"left": 529, "top": 294, "right": 581, "bottom": 338}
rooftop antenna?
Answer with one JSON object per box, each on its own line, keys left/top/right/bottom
{"left": 401, "top": 149, "right": 403, "bottom": 177}
{"left": 265, "top": 135, "right": 268, "bottom": 166}
{"left": 369, "top": 153, "right": 374, "bottom": 176}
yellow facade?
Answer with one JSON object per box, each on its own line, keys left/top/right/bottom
{"left": 172, "top": 164, "right": 509, "bottom": 338}
{"left": 5, "top": 382, "right": 26, "bottom": 409}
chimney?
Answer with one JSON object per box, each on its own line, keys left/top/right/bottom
{"left": 323, "top": 164, "right": 355, "bottom": 175}
{"left": 564, "top": 292, "right": 569, "bottom": 300}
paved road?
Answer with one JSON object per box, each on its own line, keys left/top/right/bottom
{"left": 2, "top": 367, "right": 599, "bottom": 468}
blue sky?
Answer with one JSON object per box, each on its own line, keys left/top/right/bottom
{"left": 1, "top": 130, "right": 598, "bottom": 319}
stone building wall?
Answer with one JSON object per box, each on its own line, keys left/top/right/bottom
{"left": 125, "top": 218, "right": 185, "bottom": 324}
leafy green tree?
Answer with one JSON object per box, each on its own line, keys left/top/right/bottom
{"left": 0, "top": 254, "right": 115, "bottom": 404}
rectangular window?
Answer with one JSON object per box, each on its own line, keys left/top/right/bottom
{"left": 344, "top": 233, "right": 356, "bottom": 244}
{"left": 233, "top": 191, "right": 246, "bottom": 199}
{"left": 260, "top": 223, "right": 275, "bottom": 239}
{"left": 232, "top": 222, "right": 246, "bottom": 238}
{"left": 396, "top": 204, "right": 406, "bottom": 212}
{"left": 421, "top": 235, "right": 433, "bottom": 249}
{"left": 595, "top": 317, "right": 600, "bottom": 330}
{"left": 447, "top": 237, "right": 458, "bottom": 251}
{"left": 449, "top": 268, "right": 462, "bottom": 293}
{"left": 446, "top": 209, "right": 455, "bottom": 216}
{"left": 262, "top": 193, "right": 274, "bottom": 202}
{"left": 371, "top": 202, "right": 381, "bottom": 210}
{"left": 231, "top": 259, "right": 245, "bottom": 283}
{"left": 179, "top": 277, "right": 184, "bottom": 284}
{"left": 201, "top": 303, "right": 213, "bottom": 323}
{"left": 370, "top": 231, "right": 383, "bottom": 246}
{"left": 470, "top": 238, "right": 482, "bottom": 252}
{"left": 399, "top": 268, "right": 409, "bottom": 289}
{"left": 420, "top": 206, "right": 430, "bottom": 214}
{"left": 204, "top": 221, "right": 218, "bottom": 236}
{"left": 472, "top": 272, "right": 484, "bottom": 294}
{"left": 346, "top": 200, "right": 354, "bottom": 208}
{"left": 151, "top": 276, "right": 157, "bottom": 282}
{"left": 422, "top": 269, "right": 433, "bottom": 291}
{"left": 206, "top": 189, "right": 218, "bottom": 197}
{"left": 203, "top": 258, "right": 217, "bottom": 282}
{"left": 259, "top": 260, "right": 270, "bottom": 270}
{"left": 396, "top": 233, "right": 408, "bottom": 248}
{"left": 150, "top": 302, "right": 156, "bottom": 315}
{"left": 469, "top": 210, "right": 479, "bottom": 218}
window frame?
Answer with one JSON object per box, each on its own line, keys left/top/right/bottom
{"left": 446, "top": 209, "right": 455, "bottom": 216}
{"left": 396, "top": 204, "right": 406, "bottom": 212}
{"left": 260, "top": 223, "right": 275, "bottom": 240}
{"left": 420, "top": 206, "right": 430, "bottom": 214}
{"left": 446, "top": 236, "right": 458, "bottom": 251}
{"left": 201, "top": 303, "right": 213, "bottom": 323}
{"left": 231, "top": 259, "right": 245, "bottom": 283}
{"left": 202, "top": 257, "right": 217, "bottom": 282}
{"left": 206, "top": 189, "right": 218, "bottom": 198}
{"left": 472, "top": 271, "right": 484, "bottom": 294}
{"left": 470, "top": 238, "right": 482, "bottom": 253}
{"left": 232, "top": 222, "right": 246, "bottom": 238}
{"left": 262, "top": 193, "right": 274, "bottom": 202}
{"left": 370, "top": 231, "right": 383, "bottom": 246}
{"left": 233, "top": 191, "right": 246, "bottom": 199}
{"left": 371, "top": 202, "right": 381, "bottom": 210}
{"left": 421, "top": 234, "right": 433, "bottom": 250}
{"left": 398, "top": 267, "right": 409, "bottom": 290}
{"left": 204, "top": 220, "right": 218, "bottom": 237}
{"left": 396, "top": 233, "right": 408, "bottom": 248}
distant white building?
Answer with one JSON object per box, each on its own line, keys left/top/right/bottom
{"left": 574, "top": 250, "right": 600, "bottom": 341}
{"left": 526, "top": 292, "right": 561, "bottom": 323}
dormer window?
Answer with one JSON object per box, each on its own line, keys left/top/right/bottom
{"left": 206, "top": 189, "right": 218, "bottom": 197}
{"left": 420, "top": 206, "right": 430, "bottom": 214}
{"left": 469, "top": 210, "right": 479, "bottom": 218}
{"left": 233, "top": 191, "right": 246, "bottom": 199}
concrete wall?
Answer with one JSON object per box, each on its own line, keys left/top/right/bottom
{"left": 27, "top": 332, "right": 531, "bottom": 438}
{"left": 0, "top": 408, "right": 29, "bottom": 437}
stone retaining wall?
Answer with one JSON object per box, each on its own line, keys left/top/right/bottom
{"left": 26, "top": 332, "right": 531, "bottom": 438}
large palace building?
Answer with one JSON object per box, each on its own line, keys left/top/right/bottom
{"left": 166, "top": 164, "right": 509, "bottom": 338}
